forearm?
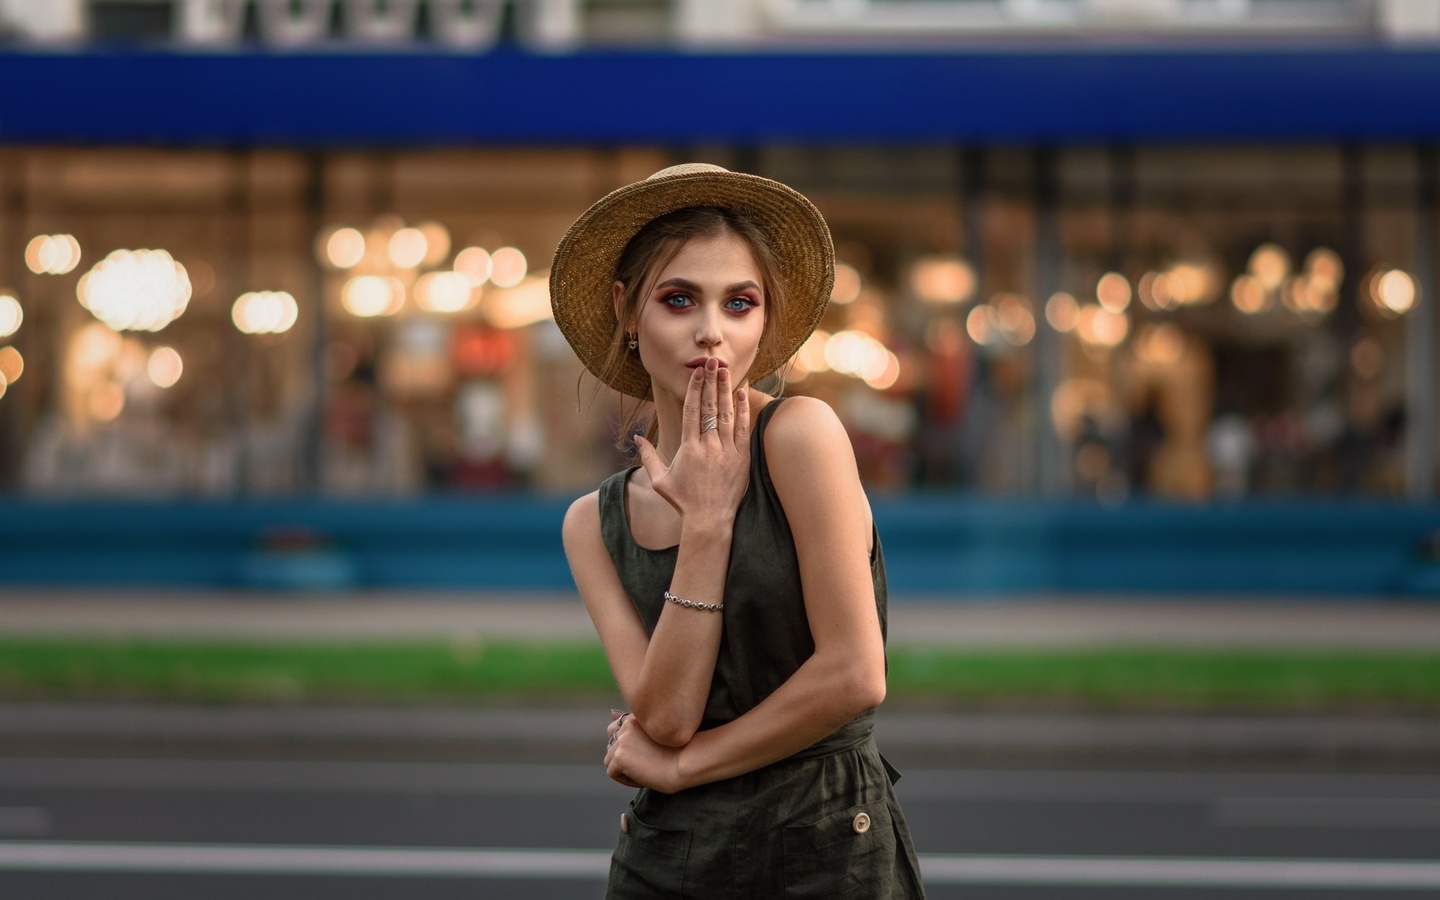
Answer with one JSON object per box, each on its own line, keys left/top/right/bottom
{"left": 674, "top": 649, "right": 884, "bottom": 788}
{"left": 628, "top": 519, "right": 733, "bottom": 745}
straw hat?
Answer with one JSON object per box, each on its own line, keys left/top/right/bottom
{"left": 550, "top": 163, "right": 834, "bottom": 399}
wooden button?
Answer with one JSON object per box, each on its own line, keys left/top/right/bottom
{"left": 852, "top": 811, "right": 871, "bottom": 834}
{"left": 620, "top": 813, "right": 629, "bottom": 834}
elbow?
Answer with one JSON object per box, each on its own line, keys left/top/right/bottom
{"left": 629, "top": 704, "right": 700, "bottom": 748}
{"left": 852, "top": 668, "right": 887, "bottom": 713}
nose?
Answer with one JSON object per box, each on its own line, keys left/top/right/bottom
{"left": 695, "top": 306, "right": 722, "bottom": 348}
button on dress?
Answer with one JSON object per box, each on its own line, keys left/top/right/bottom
{"left": 597, "top": 398, "right": 926, "bottom": 899}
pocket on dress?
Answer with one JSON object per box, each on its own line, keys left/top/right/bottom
{"left": 607, "top": 804, "right": 693, "bottom": 900}
{"left": 781, "top": 801, "right": 897, "bottom": 899}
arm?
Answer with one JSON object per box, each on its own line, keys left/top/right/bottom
{"left": 565, "top": 363, "right": 752, "bottom": 747}
{"left": 605, "top": 397, "right": 888, "bottom": 791}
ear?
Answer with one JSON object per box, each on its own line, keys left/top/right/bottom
{"left": 612, "top": 281, "right": 631, "bottom": 332}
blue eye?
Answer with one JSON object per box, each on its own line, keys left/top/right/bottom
{"left": 661, "top": 293, "right": 692, "bottom": 309}
{"left": 726, "top": 297, "right": 758, "bottom": 312}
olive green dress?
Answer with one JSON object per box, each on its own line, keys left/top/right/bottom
{"left": 596, "top": 398, "right": 926, "bottom": 899}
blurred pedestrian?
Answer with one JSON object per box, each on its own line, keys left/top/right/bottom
{"left": 551, "top": 164, "right": 925, "bottom": 898}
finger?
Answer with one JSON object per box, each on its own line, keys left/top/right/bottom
{"left": 733, "top": 385, "right": 752, "bottom": 448}
{"left": 680, "top": 365, "right": 703, "bottom": 439}
{"left": 716, "top": 366, "right": 735, "bottom": 445}
{"left": 611, "top": 709, "right": 624, "bottom": 720}
{"left": 633, "top": 436, "right": 666, "bottom": 483}
{"left": 700, "top": 359, "right": 719, "bottom": 438}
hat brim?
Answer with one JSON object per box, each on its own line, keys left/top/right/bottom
{"left": 550, "top": 167, "right": 834, "bottom": 400}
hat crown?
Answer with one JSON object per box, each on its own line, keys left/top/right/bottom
{"left": 647, "top": 163, "right": 730, "bottom": 180}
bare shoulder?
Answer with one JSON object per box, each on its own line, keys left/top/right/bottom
{"left": 561, "top": 489, "right": 601, "bottom": 551}
{"left": 764, "top": 395, "right": 857, "bottom": 477}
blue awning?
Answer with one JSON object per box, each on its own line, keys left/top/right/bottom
{"left": 0, "top": 45, "right": 1434, "bottom": 145}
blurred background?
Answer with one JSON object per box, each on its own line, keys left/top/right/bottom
{"left": 0, "top": 0, "right": 1437, "bottom": 593}
{"left": 1, "top": 2, "right": 1439, "bottom": 898}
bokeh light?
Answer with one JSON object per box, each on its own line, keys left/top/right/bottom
{"left": 147, "top": 346, "right": 183, "bottom": 388}
{"left": 77, "top": 249, "right": 192, "bottom": 332}
{"left": 910, "top": 256, "right": 975, "bottom": 305}
{"left": 388, "top": 227, "right": 429, "bottom": 270}
{"left": 1076, "top": 305, "right": 1129, "bottom": 347}
{"left": 965, "top": 305, "right": 998, "bottom": 345}
{"left": 1248, "top": 243, "right": 1291, "bottom": 292}
{"left": 479, "top": 275, "right": 552, "bottom": 329}
{"left": 342, "top": 276, "right": 405, "bottom": 318}
{"left": 324, "top": 227, "right": 366, "bottom": 270}
{"left": 415, "top": 271, "right": 475, "bottom": 314}
{"left": 1096, "top": 272, "right": 1131, "bottom": 313}
{"left": 1045, "top": 292, "right": 1079, "bottom": 332}
{"left": 489, "top": 247, "right": 528, "bottom": 288}
{"left": 418, "top": 221, "right": 452, "bottom": 266}
{"left": 831, "top": 263, "right": 862, "bottom": 305}
{"left": 0, "top": 346, "right": 23, "bottom": 384}
{"left": 454, "top": 247, "right": 493, "bottom": 286}
{"left": 1374, "top": 269, "right": 1417, "bottom": 315}
{"left": 995, "top": 294, "right": 1035, "bottom": 346}
{"left": 232, "top": 291, "right": 300, "bottom": 334}
{"left": 25, "top": 234, "right": 82, "bottom": 275}
{"left": 1231, "top": 274, "right": 1269, "bottom": 314}
{"left": 0, "top": 294, "right": 22, "bottom": 338}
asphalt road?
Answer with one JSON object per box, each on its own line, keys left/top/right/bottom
{"left": 1, "top": 758, "right": 1438, "bottom": 899}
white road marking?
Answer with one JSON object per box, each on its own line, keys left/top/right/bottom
{"left": 1, "top": 843, "right": 1439, "bottom": 888}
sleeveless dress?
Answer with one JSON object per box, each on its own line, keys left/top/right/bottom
{"left": 596, "top": 398, "right": 926, "bottom": 899}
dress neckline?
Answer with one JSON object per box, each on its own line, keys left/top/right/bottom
{"left": 619, "top": 398, "right": 783, "bottom": 555}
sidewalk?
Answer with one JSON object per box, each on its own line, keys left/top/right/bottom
{"left": 1, "top": 590, "right": 1437, "bottom": 767}
{"left": 3, "top": 589, "right": 1439, "bottom": 648}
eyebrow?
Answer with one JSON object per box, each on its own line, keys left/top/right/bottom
{"left": 654, "top": 277, "right": 762, "bottom": 295}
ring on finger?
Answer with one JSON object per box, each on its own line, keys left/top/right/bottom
{"left": 702, "top": 415, "right": 719, "bottom": 433}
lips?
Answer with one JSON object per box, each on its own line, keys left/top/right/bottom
{"left": 686, "top": 358, "right": 727, "bottom": 369}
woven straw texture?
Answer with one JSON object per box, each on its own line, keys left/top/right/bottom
{"left": 550, "top": 164, "right": 834, "bottom": 399}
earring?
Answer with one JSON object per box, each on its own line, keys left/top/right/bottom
{"left": 627, "top": 335, "right": 638, "bottom": 351}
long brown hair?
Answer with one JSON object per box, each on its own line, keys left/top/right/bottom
{"left": 588, "top": 206, "right": 790, "bottom": 452}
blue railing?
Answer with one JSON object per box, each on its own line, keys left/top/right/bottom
{"left": 1, "top": 497, "right": 1436, "bottom": 597}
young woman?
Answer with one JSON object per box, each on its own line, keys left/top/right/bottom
{"left": 551, "top": 164, "right": 925, "bottom": 898}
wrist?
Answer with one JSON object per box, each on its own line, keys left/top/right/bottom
{"left": 679, "top": 517, "right": 734, "bottom": 545}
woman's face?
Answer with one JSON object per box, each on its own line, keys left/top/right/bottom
{"left": 625, "top": 230, "right": 766, "bottom": 404}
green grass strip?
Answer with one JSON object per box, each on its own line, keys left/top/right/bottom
{"left": 0, "top": 640, "right": 1436, "bottom": 710}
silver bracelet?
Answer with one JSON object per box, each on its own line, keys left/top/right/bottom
{"left": 663, "top": 590, "right": 724, "bottom": 612}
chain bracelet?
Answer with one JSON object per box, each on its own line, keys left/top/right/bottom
{"left": 663, "top": 590, "right": 724, "bottom": 612}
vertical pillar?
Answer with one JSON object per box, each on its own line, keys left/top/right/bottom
{"left": 303, "top": 152, "right": 327, "bottom": 490}
{"left": 1034, "top": 145, "right": 1064, "bottom": 495}
{"left": 1409, "top": 144, "right": 1437, "bottom": 498}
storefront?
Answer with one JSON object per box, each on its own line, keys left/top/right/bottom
{"left": 0, "top": 47, "right": 1437, "bottom": 590}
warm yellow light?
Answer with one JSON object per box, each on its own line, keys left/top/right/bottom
{"left": 1166, "top": 263, "right": 1215, "bottom": 306}
{"left": 0, "top": 370, "right": 6, "bottom": 399}
{"left": 965, "top": 305, "right": 998, "bottom": 346}
{"left": 415, "top": 271, "right": 475, "bottom": 314}
{"left": 1305, "top": 247, "right": 1344, "bottom": 291}
{"left": 147, "top": 346, "right": 183, "bottom": 388}
{"left": 1231, "top": 274, "right": 1268, "bottom": 314}
{"left": 490, "top": 247, "right": 528, "bottom": 288}
{"left": 89, "top": 382, "right": 125, "bottom": 422}
{"left": 325, "top": 227, "right": 366, "bottom": 270}
{"left": 342, "top": 275, "right": 404, "bottom": 317}
{"left": 454, "top": 247, "right": 493, "bottom": 286}
{"left": 1045, "top": 292, "right": 1079, "bottom": 332}
{"left": 1375, "top": 269, "right": 1417, "bottom": 315}
{"left": 0, "top": 346, "right": 22, "bottom": 384}
{"left": 831, "top": 263, "right": 862, "bottom": 305}
{"left": 796, "top": 330, "right": 831, "bottom": 373}
{"left": 388, "top": 227, "right": 429, "bottom": 270}
{"left": 1096, "top": 272, "right": 1131, "bottom": 313}
{"left": 910, "top": 256, "right": 976, "bottom": 305}
{"left": 1248, "top": 244, "right": 1290, "bottom": 292}
{"left": 1136, "top": 323, "right": 1185, "bottom": 366}
{"left": 232, "top": 291, "right": 299, "bottom": 334}
{"left": 418, "top": 221, "right": 452, "bottom": 266}
{"left": 26, "top": 234, "right": 81, "bottom": 275}
{"left": 78, "top": 249, "right": 192, "bottom": 332}
{"left": 0, "top": 294, "right": 21, "bottom": 338}
{"left": 1076, "top": 305, "right": 1128, "bottom": 347}
{"left": 864, "top": 352, "right": 902, "bottom": 391}
{"left": 996, "top": 294, "right": 1035, "bottom": 346}
{"left": 479, "top": 275, "right": 552, "bottom": 329}
{"left": 824, "top": 330, "right": 891, "bottom": 380}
